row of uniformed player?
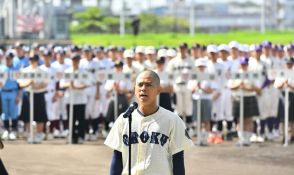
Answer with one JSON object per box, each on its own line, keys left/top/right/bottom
{"left": 0, "top": 41, "right": 294, "bottom": 146}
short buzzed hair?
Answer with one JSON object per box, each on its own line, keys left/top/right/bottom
{"left": 136, "top": 70, "right": 160, "bottom": 87}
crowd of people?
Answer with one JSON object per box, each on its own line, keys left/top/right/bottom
{"left": 0, "top": 40, "right": 293, "bottom": 146}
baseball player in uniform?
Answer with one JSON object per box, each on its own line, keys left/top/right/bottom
{"left": 145, "top": 46, "right": 156, "bottom": 70}
{"left": 105, "top": 70, "right": 193, "bottom": 175}
{"left": 0, "top": 52, "right": 22, "bottom": 141}
{"left": 80, "top": 46, "right": 101, "bottom": 141}
{"left": 217, "top": 44, "right": 234, "bottom": 140}
{"left": 133, "top": 46, "right": 150, "bottom": 72}
{"left": 166, "top": 43, "right": 194, "bottom": 129}
{"left": 206, "top": 45, "right": 225, "bottom": 144}
{"left": 39, "top": 50, "right": 58, "bottom": 140}
{"left": 51, "top": 49, "right": 71, "bottom": 137}
{"left": 94, "top": 47, "right": 113, "bottom": 137}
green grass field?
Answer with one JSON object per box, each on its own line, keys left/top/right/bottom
{"left": 71, "top": 31, "right": 294, "bottom": 47}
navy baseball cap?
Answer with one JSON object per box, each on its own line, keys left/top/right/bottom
{"left": 29, "top": 54, "right": 39, "bottom": 61}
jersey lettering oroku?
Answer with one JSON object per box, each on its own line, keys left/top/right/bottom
{"left": 123, "top": 131, "right": 169, "bottom": 146}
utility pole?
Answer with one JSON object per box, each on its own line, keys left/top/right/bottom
{"left": 260, "top": 0, "right": 266, "bottom": 34}
{"left": 119, "top": 0, "right": 125, "bottom": 36}
{"left": 189, "top": 0, "right": 195, "bottom": 36}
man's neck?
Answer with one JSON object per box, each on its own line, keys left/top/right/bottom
{"left": 138, "top": 104, "right": 159, "bottom": 117}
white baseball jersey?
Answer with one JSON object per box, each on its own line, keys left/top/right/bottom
{"left": 80, "top": 58, "right": 101, "bottom": 119}
{"left": 51, "top": 61, "right": 71, "bottom": 119}
{"left": 104, "top": 107, "right": 194, "bottom": 175}
{"left": 166, "top": 56, "right": 194, "bottom": 117}
{"left": 40, "top": 64, "right": 58, "bottom": 121}
{"left": 206, "top": 60, "right": 224, "bottom": 121}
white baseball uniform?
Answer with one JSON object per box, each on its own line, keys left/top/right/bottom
{"left": 40, "top": 64, "right": 57, "bottom": 121}
{"left": 166, "top": 55, "right": 194, "bottom": 117}
{"left": 206, "top": 60, "right": 224, "bottom": 121}
{"left": 93, "top": 57, "right": 112, "bottom": 116}
{"left": 80, "top": 58, "right": 100, "bottom": 120}
{"left": 217, "top": 58, "right": 234, "bottom": 121}
{"left": 104, "top": 107, "right": 194, "bottom": 175}
{"left": 51, "top": 61, "right": 71, "bottom": 120}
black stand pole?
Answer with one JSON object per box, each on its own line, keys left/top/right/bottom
{"left": 123, "top": 102, "right": 137, "bottom": 175}
{"left": 128, "top": 114, "right": 132, "bottom": 175}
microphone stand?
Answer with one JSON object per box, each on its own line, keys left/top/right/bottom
{"left": 128, "top": 113, "right": 132, "bottom": 175}
{"left": 123, "top": 102, "right": 137, "bottom": 175}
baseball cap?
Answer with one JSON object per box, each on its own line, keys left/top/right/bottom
{"left": 228, "top": 41, "right": 240, "bottom": 49}
{"left": 29, "top": 54, "right": 39, "bottom": 62}
{"left": 178, "top": 42, "right": 188, "bottom": 49}
{"left": 94, "top": 46, "right": 104, "bottom": 52}
{"left": 285, "top": 57, "right": 294, "bottom": 64}
{"left": 239, "top": 44, "right": 249, "bottom": 52}
{"left": 207, "top": 44, "right": 218, "bottom": 53}
{"left": 262, "top": 40, "right": 272, "bottom": 48}
{"left": 42, "top": 49, "right": 52, "bottom": 56}
{"left": 239, "top": 57, "right": 249, "bottom": 65}
{"left": 14, "top": 42, "right": 24, "bottom": 49}
{"left": 114, "top": 60, "right": 124, "bottom": 67}
{"left": 218, "top": 44, "right": 230, "bottom": 52}
{"left": 192, "top": 43, "right": 201, "bottom": 49}
{"left": 156, "top": 57, "right": 165, "bottom": 64}
{"left": 82, "top": 45, "right": 91, "bottom": 52}
{"left": 54, "top": 46, "right": 65, "bottom": 55}
{"left": 145, "top": 46, "right": 155, "bottom": 55}
{"left": 284, "top": 44, "right": 292, "bottom": 52}
{"left": 135, "top": 46, "right": 145, "bottom": 54}
{"left": 71, "top": 53, "right": 81, "bottom": 60}
{"left": 249, "top": 44, "right": 262, "bottom": 52}
{"left": 195, "top": 58, "right": 207, "bottom": 67}
{"left": 157, "top": 49, "right": 167, "bottom": 58}
{"left": 5, "top": 51, "right": 14, "bottom": 58}
{"left": 123, "top": 49, "right": 134, "bottom": 58}
{"left": 166, "top": 48, "right": 176, "bottom": 57}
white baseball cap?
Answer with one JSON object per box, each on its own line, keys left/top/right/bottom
{"left": 157, "top": 49, "right": 167, "bottom": 58}
{"left": 135, "top": 46, "right": 145, "bottom": 54}
{"left": 228, "top": 41, "right": 240, "bottom": 49}
{"left": 239, "top": 44, "right": 249, "bottom": 52}
{"left": 123, "top": 49, "right": 134, "bottom": 58}
{"left": 218, "top": 44, "right": 230, "bottom": 52}
{"left": 207, "top": 44, "right": 218, "bottom": 53}
{"left": 166, "top": 48, "right": 177, "bottom": 57}
{"left": 145, "top": 46, "right": 155, "bottom": 55}
{"left": 195, "top": 58, "right": 207, "bottom": 67}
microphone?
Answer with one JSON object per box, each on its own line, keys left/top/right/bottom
{"left": 123, "top": 102, "right": 138, "bottom": 118}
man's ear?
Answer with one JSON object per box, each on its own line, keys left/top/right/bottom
{"left": 158, "top": 86, "right": 161, "bottom": 94}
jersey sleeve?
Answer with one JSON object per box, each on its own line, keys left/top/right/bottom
{"left": 169, "top": 115, "right": 194, "bottom": 155}
{"left": 104, "top": 115, "right": 125, "bottom": 152}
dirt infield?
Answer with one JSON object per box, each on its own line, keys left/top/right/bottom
{"left": 1, "top": 139, "right": 294, "bottom": 175}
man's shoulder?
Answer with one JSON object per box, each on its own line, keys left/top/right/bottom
{"left": 158, "top": 107, "right": 182, "bottom": 122}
